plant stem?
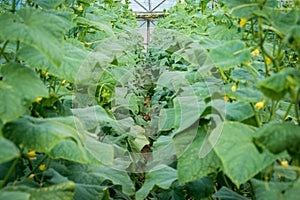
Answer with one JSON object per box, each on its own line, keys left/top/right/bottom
{"left": 268, "top": 100, "right": 276, "bottom": 122}
{"left": 12, "top": 0, "right": 16, "bottom": 12}
{"left": 0, "top": 40, "right": 9, "bottom": 57}
{"left": 295, "top": 89, "right": 300, "bottom": 125}
{"left": 251, "top": 103, "right": 261, "bottom": 127}
{"left": 26, "top": 155, "right": 49, "bottom": 177}
{"left": 0, "top": 157, "right": 19, "bottom": 189}
{"left": 282, "top": 102, "right": 293, "bottom": 121}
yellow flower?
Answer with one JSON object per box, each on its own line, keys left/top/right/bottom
{"left": 239, "top": 18, "right": 247, "bottom": 27}
{"left": 231, "top": 85, "right": 237, "bottom": 92}
{"left": 39, "top": 164, "right": 46, "bottom": 171}
{"left": 224, "top": 96, "right": 229, "bottom": 101}
{"left": 27, "top": 151, "right": 36, "bottom": 157}
{"left": 61, "top": 80, "right": 66, "bottom": 85}
{"left": 255, "top": 100, "right": 265, "bottom": 110}
{"left": 77, "top": 5, "right": 84, "bottom": 11}
{"left": 265, "top": 57, "right": 272, "bottom": 65}
{"left": 35, "top": 97, "right": 43, "bottom": 103}
{"left": 28, "top": 174, "right": 35, "bottom": 179}
{"left": 281, "top": 160, "right": 289, "bottom": 167}
{"left": 44, "top": 71, "right": 49, "bottom": 76}
{"left": 251, "top": 49, "right": 260, "bottom": 56}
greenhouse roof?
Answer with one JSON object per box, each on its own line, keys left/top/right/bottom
{"left": 126, "top": 0, "right": 177, "bottom": 14}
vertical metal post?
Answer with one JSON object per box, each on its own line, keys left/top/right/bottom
{"left": 147, "top": 19, "right": 150, "bottom": 51}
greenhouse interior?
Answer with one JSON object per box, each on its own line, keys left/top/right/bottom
{"left": 0, "top": 0, "right": 300, "bottom": 199}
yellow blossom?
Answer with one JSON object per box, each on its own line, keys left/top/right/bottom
{"left": 239, "top": 18, "right": 247, "bottom": 27}
{"left": 251, "top": 49, "right": 260, "bottom": 56}
{"left": 255, "top": 100, "right": 265, "bottom": 110}
{"left": 28, "top": 174, "right": 35, "bottom": 179}
{"left": 39, "top": 164, "right": 46, "bottom": 171}
{"left": 44, "top": 71, "right": 49, "bottom": 76}
{"left": 224, "top": 96, "right": 229, "bottom": 101}
{"left": 231, "top": 85, "right": 237, "bottom": 92}
{"left": 61, "top": 80, "right": 66, "bottom": 84}
{"left": 35, "top": 97, "right": 43, "bottom": 103}
{"left": 77, "top": 5, "right": 84, "bottom": 11}
{"left": 27, "top": 151, "right": 36, "bottom": 157}
{"left": 281, "top": 160, "right": 289, "bottom": 167}
{"left": 265, "top": 57, "right": 272, "bottom": 65}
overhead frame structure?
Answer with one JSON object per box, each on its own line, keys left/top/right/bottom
{"left": 128, "top": 0, "right": 177, "bottom": 50}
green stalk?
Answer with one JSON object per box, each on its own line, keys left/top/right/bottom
{"left": 0, "top": 40, "right": 10, "bottom": 62}
{"left": 11, "top": 0, "right": 16, "bottom": 12}
{"left": 282, "top": 102, "right": 293, "bottom": 121}
{"left": 251, "top": 103, "right": 261, "bottom": 127}
{"left": 295, "top": 89, "right": 300, "bottom": 125}
{"left": 25, "top": 155, "right": 49, "bottom": 177}
{"left": 0, "top": 157, "right": 19, "bottom": 189}
{"left": 268, "top": 100, "right": 275, "bottom": 122}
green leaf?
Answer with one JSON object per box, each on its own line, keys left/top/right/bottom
{"left": 226, "top": 102, "right": 254, "bottom": 121}
{"left": 62, "top": 164, "right": 135, "bottom": 196}
{"left": 211, "top": 121, "right": 282, "bottom": 185}
{"left": 0, "top": 137, "right": 19, "bottom": 164}
{"left": 3, "top": 116, "right": 83, "bottom": 153}
{"left": 0, "top": 191, "right": 30, "bottom": 200}
{"left": 270, "top": 10, "right": 298, "bottom": 36}
{"left": 73, "top": 184, "right": 109, "bottom": 200}
{"left": 213, "top": 187, "right": 248, "bottom": 200}
{"left": 71, "top": 106, "right": 114, "bottom": 130}
{"left": 0, "top": 8, "right": 67, "bottom": 67}
{"left": 251, "top": 179, "right": 300, "bottom": 200}
{"left": 207, "top": 25, "right": 239, "bottom": 40}
{"left": 3, "top": 116, "right": 109, "bottom": 164}
{"left": 185, "top": 177, "right": 215, "bottom": 199}
{"left": 29, "top": 181, "right": 75, "bottom": 200}
{"left": 259, "top": 68, "right": 296, "bottom": 100}
{"left": 209, "top": 40, "right": 251, "bottom": 69}
{"left": 158, "top": 108, "right": 175, "bottom": 131}
{"left": 253, "top": 122, "right": 300, "bottom": 154}
{"left": 4, "top": 181, "right": 75, "bottom": 200}
{"left": 177, "top": 129, "right": 222, "bottom": 183}
{"left": 31, "top": 0, "right": 63, "bottom": 9}
{"left": 18, "top": 40, "right": 90, "bottom": 83}
{"left": 135, "top": 166, "right": 177, "bottom": 200}
{"left": 227, "top": 87, "right": 264, "bottom": 102}
{"left": 0, "top": 63, "right": 48, "bottom": 123}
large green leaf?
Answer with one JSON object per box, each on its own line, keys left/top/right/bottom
{"left": 0, "top": 8, "right": 67, "bottom": 67}
{"left": 3, "top": 116, "right": 84, "bottom": 153}
{"left": 252, "top": 179, "right": 300, "bottom": 200}
{"left": 3, "top": 116, "right": 110, "bottom": 165}
{"left": 0, "top": 137, "right": 19, "bottom": 164}
{"left": 259, "top": 68, "right": 296, "bottom": 100}
{"left": 61, "top": 164, "right": 135, "bottom": 196}
{"left": 135, "top": 165, "right": 177, "bottom": 200}
{"left": 211, "top": 121, "right": 282, "bottom": 185}
{"left": 177, "top": 129, "right": 222, "bottom": 183}
{"left": 0, "top": 63, "right": 48, "bottom": 123}
{"left": 18, "top": 40, "right": 90, "bottom": 83}
{"left": 185, "top": 176, "right": 215, "bottom": 199}
{"left": 0, "top": 191, "right": 30, "bottom": 200}
{"left": 3, "top": 181, "right": 75, "bottom": 200}
{"left": 213, "top": 187, "right": 248, "bottom": 200}
{"left": 225, "top": 102, "right": 254, "bottom": 121}
{"left": 253, "top": 122, "right": 300, "bottom": 154}
{"left": 209, "top": 40, "right": 251, "bottom": 69}
{"left": 73, "top": 184, "right": 109, "bottom": 200}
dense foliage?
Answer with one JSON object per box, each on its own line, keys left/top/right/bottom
{"left": 0, "top": 0, "right": 300, "bottom": 199}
